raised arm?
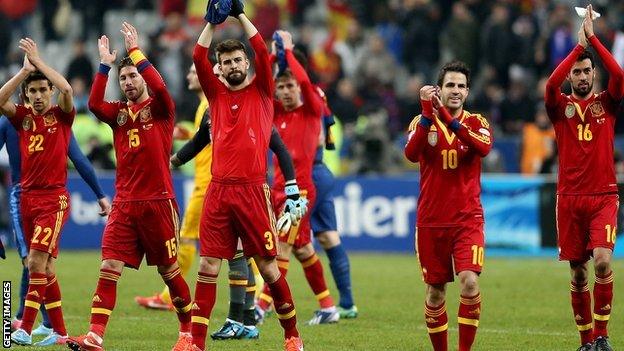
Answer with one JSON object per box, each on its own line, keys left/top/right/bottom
{"left": 545, "top": 23, "right": 587, "bottom": 107}
{"left": 236, "top": 13, "right": 272, "bottom": 95}
{"left": 0, "top": 56, "right": 35, "bottom": 118}
{"left": 172, "top": 114, "right": 212, "bottom": 166}
{"left": 280, "top": 31, "right": 322, "bottom": 117}
{"left": 269, "top": 126, "right": 295, "bottom": 181}
{"left": 88, "top": 36, "right": 119, "bottom": 123}
{"left": 193, "top": 22, "right": 221, "bottom": 100}
{"left": 19, "top": 38, "right": 73, "bottom": 113}
{"left": 583, "top": 7, "right": 624, "bottom": 100}
{"left": 405, "top": 86, "right": 436, "bottom": 162}
{"left": 122, "top": 22, "right": 175, "bottom": 116}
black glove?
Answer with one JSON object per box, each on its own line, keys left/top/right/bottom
{"left": 230, "top": 0, "right": 245, "bottom": 18}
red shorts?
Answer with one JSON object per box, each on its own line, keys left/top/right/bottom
{"left": 556, "top": 194, "right": 618, "bottom": 262}
{"left": 21, "top": 190, "right": 70, "bottom": 258}
{"left": 272, "top": 186, "right": 316, "bottom": 248}
{"left": 416, "top": 222, "right": 484, "bottom": 285}
{"left": 200, "top": 181, "right": 278, "bottom": 259}
{"left": 102, "top": 199, "right": 180, "bottom": 269}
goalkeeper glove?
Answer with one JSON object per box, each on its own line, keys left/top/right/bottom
{"left": 205, "top": 0, "right": 232, "bottom": 24}
{"left": 272, "top": 31, "right": 287, "bottom": 75}
{"left": 283, "top": 180, "right": 307, "bottom": 223}
{"left": 276, "top": 212, "right": 292, "bottom": 235}
{"left": 230, "top": 0, "right": 245, "bottom": 18}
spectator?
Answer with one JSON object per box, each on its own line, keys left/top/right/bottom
{"left": 520, "top": 104, "right": 555, "bottom": 174}
{"left": 441, "top": 2, "right": 480, "bottom": 77}
{"left": 66, "top": 40, "right": 94, "bottom": 88}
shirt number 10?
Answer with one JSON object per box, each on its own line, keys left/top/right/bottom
{"left": 441, "top": 149, "right": 458, "bottom": 169}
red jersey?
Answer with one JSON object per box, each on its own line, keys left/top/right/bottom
{"left": 88, "top": 60, "right": 175, "bottom": 202}
{"left": 192, "top": 33, "right": 274, "bottom": 184}
{"left": 405, "top": 110, "right": 492, "bottom": 226}
{"left": 273, "top": 49, "right": 323, "bottom": 189}
{"left": 10, "top": 105, "right": 74, "bottom": 192}
{"left": 545, "top": 38, "right": 624, "bottom": 195}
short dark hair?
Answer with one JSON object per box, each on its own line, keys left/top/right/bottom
{"left": 577, "top": 50, "right": 595, "bottom": 68}
{"left": 117, "top": 56, "right": 135, "bottom": 75}
{"left": 275, "top": 69, "right": 295, "bottom": 82}
{"left": 215, "top": 39, "right": 247, "bottom": 62}
{"left": 437, "top": 60, "right": 471, "bottom": 87}
{"left": 21, "top": 71, "right": 52, "bottom": 99}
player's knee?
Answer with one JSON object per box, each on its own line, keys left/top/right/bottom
{"left": 198, "top": 257, "right": 221, "bottom": 275}
{"left": 255, "top": 258, "right": 280, "bottom": 283}
{"left": 316, "top": 231, "right": 340, "bottom": 249}
{"left": 426, "top": 285, "right": 446, "bottom": 306}
{"left": 570, "top": 261, "right": 589, "bottom": 283}
{"left": 100, "top": 259, "right": 124, "bottom": 273}
{"left": 26, "top": 252, "right": 47, "bottom": 273}
{"left": 458, "top": 271, "right": 479, "bottom": 295}
{"left": 594, "top": 257, "right": 611, "bottom": 276}
{"left": 294, "top": 244, "right": 315, "bottom": 261}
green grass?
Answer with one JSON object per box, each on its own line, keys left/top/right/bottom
{"left": 1, "top": 251, "right": 623, "bottom": 350}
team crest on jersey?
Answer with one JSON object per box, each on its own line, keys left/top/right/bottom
{"left": 589, "top": 101, "right": 605, "bottom": 117}
{"left": 22, "top": 116, "right": 33, "bottom": 131}
{"left": 427, "top": 131, "right": 438, "bottom": 146}
{"left": 565, "top": 104, "right": 575, "bottom": 118}
{"left": 139, "top": 107, "right": 152, "bottom": 122}
{"left": 117, "top": 111, "right": 128, "bottom": 126}
{"left": 43, "top": 114, "right": 57, "bottom": 126}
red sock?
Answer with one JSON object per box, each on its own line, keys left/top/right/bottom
{"left": 258, "top": 258, "right": 289, "bottom": 311}
{"left": 570, "top": 281, "right": 593, "bottom": 345}
{"left": 300, "top": 254, "right": 334, "bottom": 309}
{"left": 89, "top": 269, "right": 121, "bottom": 338}
{"left": 425, "top": 302, "right": 448, "bottom": 351}
{"left": 191, "top": 272, "right": 217, "bottom": 350}
{"left": 593, "top": 271, "right": 614, "bottom": 338}
{"left": 268, "top": 274, "right": 298, "bottom": 339}
{"left": 21, "top": 272, "right": 47, "bottom": 334}
{"left": 162, "top": 267, "right": 192, "bottom": 333}
{"left": 43, "top": 275, "right": 66, "bottom": 336}
{"left": 458, "top": 293, "right": 481, "bottom": 351}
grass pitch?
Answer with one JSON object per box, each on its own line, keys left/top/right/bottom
{"left": 1, "top": 251, "right": 622, "bottom": 350}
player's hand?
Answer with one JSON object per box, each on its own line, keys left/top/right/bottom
{"left": 583, "top": 5, "right": 595, "bottom": 38}
{"left": 283, "top": 180, "right": 308, "bottom": 223}
{"left": 97, "top": 197, "right": 112, "bottom": 217}
{"left": 18, "top": 38, "right": 42, "bottom": 67}
{"left": 121, "top": 22, "right": 140, "bottom": 51}
{"left": 419, "top": 85, "right": 437, "bottom": 101}
{"left": 22, "top": 55, "right": 36, "bottom": 73}
{"left": 432, "top": 94, "right": 443, "bottom": 110}
{"left": 276, "top": 30, "right": 294, "bottom": 51}
{"left": 98, "top": 35, "right": 117, "bottom": 65}
{"left": 170, "top": 154, "right": 183, "bottom": 167}
{"left": 173, "top": 124, "right": 192, "bottom": 140}
{"left": 578, "top": 22, "right": 588, "bottom": 48}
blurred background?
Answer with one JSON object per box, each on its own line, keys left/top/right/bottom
{"left": 0, "top": 0, "right": 623, "bottom": 254}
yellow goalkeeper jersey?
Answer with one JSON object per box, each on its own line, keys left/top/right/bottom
{"left": 193, "top": 98, "right": 212, "bottom": 187}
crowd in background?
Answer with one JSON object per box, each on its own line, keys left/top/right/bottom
{"left": 1, "top": 0, "right": 624, "bottom": 175}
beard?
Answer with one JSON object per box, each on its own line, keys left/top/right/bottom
{"left": 125, "top": 85, "right": 146, "bottom": 102}
{"left": 572, "top": 82, "right": 593, "bottom": 97}
{"left": 225, "top": 71, "right": 247, "bottom": 86}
